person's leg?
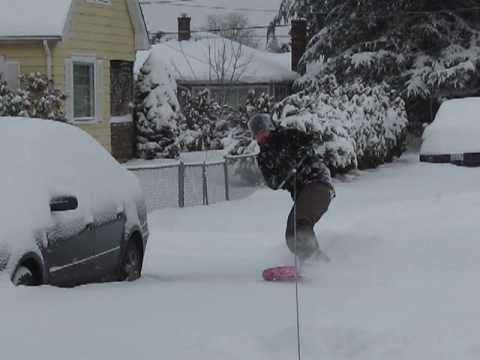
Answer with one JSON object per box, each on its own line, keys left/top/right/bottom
{"left": 285, "top": 183, "right": 332, "bottom": 260}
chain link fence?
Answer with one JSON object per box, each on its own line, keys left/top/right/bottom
{"left": 126, "top": 154, "right": 262, "bottom": 213}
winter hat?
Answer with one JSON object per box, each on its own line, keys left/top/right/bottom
{"left": 248, "top": 113, "right": 274, "bottom": 137}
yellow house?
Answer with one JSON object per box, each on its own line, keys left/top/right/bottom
{"left": 0, "top": 0, "right": 150, "bottom": 161}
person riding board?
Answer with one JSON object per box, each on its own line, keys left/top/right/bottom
{"left": 249, "top": 113, "right": 335, "bottom": 264}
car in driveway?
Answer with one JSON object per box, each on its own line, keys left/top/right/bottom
{"left": 420, "top": 97, "right": 480, "bottom": 167}
{"left": 0, "top": 117, "right": 149, "bottom": 287}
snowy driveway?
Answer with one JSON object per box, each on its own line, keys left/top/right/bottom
{"left": 2, "top": 153, "right": 480, "bottom": 360}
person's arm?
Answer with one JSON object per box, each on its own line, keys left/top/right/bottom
{"left": 256, "top": 131, "right": 286, "bottom": 190}
{"left": 257, "top": 155, "right": 283, "bottom": 190}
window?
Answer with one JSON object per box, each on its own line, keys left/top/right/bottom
{"left": 65, "top": 56, "right": 104, "bottom": 123}
{"left": 73, "top": 62, "right": 95, "bottom": 119}
{"left": 110, "top": 60, "right": 133, "bottom": 116}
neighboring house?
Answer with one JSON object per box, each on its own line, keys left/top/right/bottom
{"left": 0, "top": 0, "right": 150, "bottom": 162}
{"left": 135, "top": 16, "right": 299, "bottom": 109}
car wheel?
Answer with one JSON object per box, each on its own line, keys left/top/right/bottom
{"left": 120, "top": 241, "right": 142, "bottom": 281}
{"left": 12, "top": 265, "right": 36, "bottom": 286}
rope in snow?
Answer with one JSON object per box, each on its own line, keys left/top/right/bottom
{"left": 293, "top": 171, "right": 302, "bottom": 360}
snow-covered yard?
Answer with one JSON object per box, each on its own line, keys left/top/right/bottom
{"left": 2, "top": 152, "right": 480, "bottom": 359}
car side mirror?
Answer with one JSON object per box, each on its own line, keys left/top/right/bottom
{"left": 50, "top": 196, "right": 78, "bottom": 212}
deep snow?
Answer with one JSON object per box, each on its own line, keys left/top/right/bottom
{"left": 2, "top": 152, "right": 480, "bottom": 359}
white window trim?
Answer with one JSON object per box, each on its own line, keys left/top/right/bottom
{"left": 71, "top": 55, "right": 97, "bottom": 123}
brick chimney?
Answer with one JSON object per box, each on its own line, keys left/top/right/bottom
{"left": 291, "top": 19, "right": 307, "bottom": 74}
{"left": 178, "top": 15, "right": 191, "bottom": 41}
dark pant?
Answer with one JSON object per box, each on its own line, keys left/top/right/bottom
{"left": 285, "top": 182, "right": 332, "bottom": 260}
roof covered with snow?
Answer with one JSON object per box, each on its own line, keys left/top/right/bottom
{"left": 0, "top": 0, "right": 73, "bottom": 39}
{"left": 0, "top": 0, "right": 149, "bottom": 50}
{"left": 135, "top": 33, "right": 298, "bottom": 83}
{"left": 421, "top": 97, "right": 480, "bottom": 155}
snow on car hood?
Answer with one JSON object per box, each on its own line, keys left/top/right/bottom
{"left": 0, "top": 117, "right": 143, "bottom": 271}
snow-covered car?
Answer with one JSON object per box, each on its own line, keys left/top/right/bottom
{"left": 420, "top": 97, "right": 480, "bottom": 167}
{"left": 0, "top": 117, "right": 149, "bottom": 286}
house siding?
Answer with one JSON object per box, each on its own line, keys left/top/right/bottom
{"left": 0, "top": 42, "right": 46, "bottom": 75}
{"left": 51, "top": 0, "right": 136, "bottom": 151}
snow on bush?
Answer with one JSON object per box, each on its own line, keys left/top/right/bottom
{"left": 421, "top": 97, "right": 480, "bottom": 155}
{"left": 273, "top": 75, "right": 407, "bottom": 173}
{"left": 135, "top": 39, "right": 285, "bottom": 160}
{"left": 0, "top": 73, "right": 66, "bottom": 121}
{"left": 135, "top": 54, "right": 240, "bottom": 159}
{"left": 178, "top": 88, "right": 230, "bottom": 152}
{"left": 222, "top": 90, "right": 274, "bottom": 186}
{"left": 135, "top": 52, "right": 183, "bottom": 159}
{"left": 227, "top": 90, "right": 274, "bottom": 156}
{"left": 272, "top": 0, "right": 480, "bottom": 128}
{"left": 134, "top": 57, "right": 406, "bottom": 174}
{"left": 0, "top": 78, "right": 27, "bottom": 116}
{"left": 135, "top": 48, "right": 282, "bottom": 160}
{"left": 177, "top": 88, "right": 274, "bottom": 156}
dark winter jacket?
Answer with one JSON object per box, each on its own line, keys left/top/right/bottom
{"left": 256, "top": 128, "right": 335, "bottom": 198}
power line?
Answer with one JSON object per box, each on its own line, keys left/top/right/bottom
{"left": 153, "top": 24, "right": 290, "bottom": 35}
{"left": 142, "top": 2, "right": 480, "bottom": 38}
{"left": 194, "top": 24, "right": 289, "bottom": 33}
{"left": 139, "top": 0, "right": 278, "bottom": 13}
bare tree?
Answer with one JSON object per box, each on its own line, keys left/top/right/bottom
{"left": 205, "top": 36, "right": 253, "bottom": 83}
{"left": 204, "top": 12, "right": 258, "bottom": 49}
{"left": 165, "top": 31, "right": 253, "bottom": 84}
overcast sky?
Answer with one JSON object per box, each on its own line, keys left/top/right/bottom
{"left": 140, "top": 0, "right": 287, "bottom": 47}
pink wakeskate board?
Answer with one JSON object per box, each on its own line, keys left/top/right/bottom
{"left": 262, "top": 266, "right": 301, "bottom": 282}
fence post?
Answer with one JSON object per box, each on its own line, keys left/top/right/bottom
{"left": 202, "top": 161, "right": 209, "bottom": 206}
{"left": 178, "top": 161, "right": 185, "bottom": 208}
{"left": 224, "top": 156, "right": 230, "bottom": 201}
